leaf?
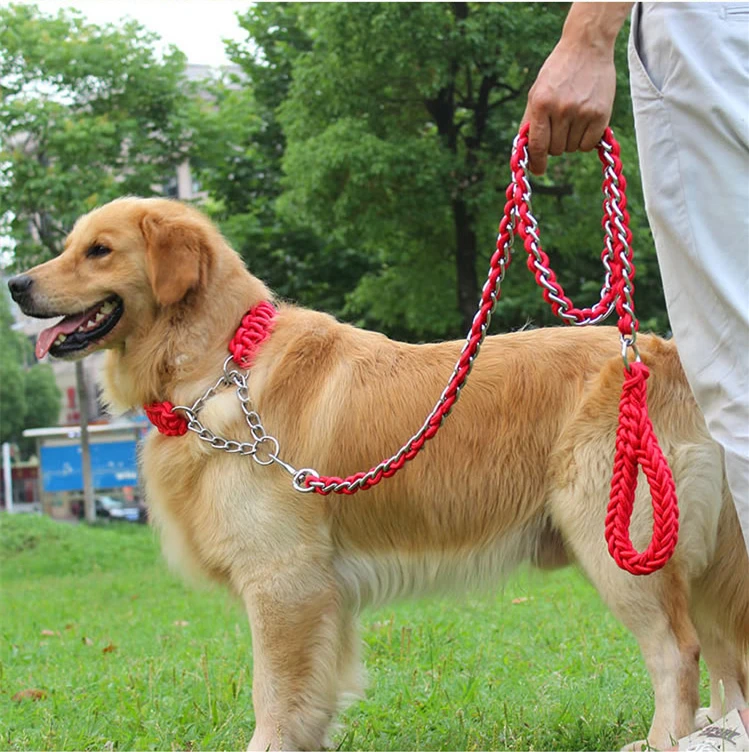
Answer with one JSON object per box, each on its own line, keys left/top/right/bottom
{"left": 511, "top": 597, "right": 529, "bottom": 605}
{"left": 82, "top": 636, "right": 93, "bottom": 646}
{"left": 173, "top": 620, "right": 189, "bottom": 627}
{"left": 102, "top": 642, "right": 117, "bottom": 654}
{"left": 40, "top": 629, "right": 59, "bottom": 636}
{"left": 12, "top": 688, "right": 47, "bottom": 702}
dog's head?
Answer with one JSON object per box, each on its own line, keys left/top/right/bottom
{"left": 7, "top": 198, "right": 217, "bottom": 361}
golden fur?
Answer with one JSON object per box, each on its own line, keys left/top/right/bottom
{"left": 17, "top": 198, "right": 749, "bottom": 750}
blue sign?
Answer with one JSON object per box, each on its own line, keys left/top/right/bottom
{"left": 40, "top": 441, "right": 138, "bottom": 492}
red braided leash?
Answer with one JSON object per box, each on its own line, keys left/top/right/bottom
{"left": 303, "top": 124, "right": 679, "bottom": 575}
{"left": 143, "top": 128, "right": 679, "bottom": 575}
{"left": 606, "top": 362, "right": 679, "bottom": 574}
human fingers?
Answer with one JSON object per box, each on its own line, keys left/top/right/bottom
{"left": 579, "top": 116, "right": 609, "bottom": 151}
{"left": 566, "top": 117, "right": 590, "bottom": 153}
{"left": 548, "top": 116, "right": 572, "bottom": 158}
{"left": 526, "top": 112, "right": 551, "bottom": 175}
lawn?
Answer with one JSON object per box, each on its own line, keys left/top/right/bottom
{"left": 0, "top": 513, "right": 705, "bottom": 750}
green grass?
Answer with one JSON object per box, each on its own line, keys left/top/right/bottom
{"left": 0, "top": 514, "right": 707, "bottom": 750}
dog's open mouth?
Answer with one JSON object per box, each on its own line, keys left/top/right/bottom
{"left": 36, "top": 296, "right": 124, "bottom": 359}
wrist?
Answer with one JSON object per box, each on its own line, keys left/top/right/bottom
{"left": 560, "top": 2, "right": 632, "bottom": 55}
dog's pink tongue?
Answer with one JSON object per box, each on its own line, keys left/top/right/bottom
{"left": 35, "top": 312, "right": 92, "bottom": 359}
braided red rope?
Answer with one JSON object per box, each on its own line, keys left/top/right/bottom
{"left": 512, "top": 130, "right": 635, "bottom": 338}
{"left": 143, "top": 301, "right": 276, "bottom": 436}
{"left": 144, "top": 401, "right": 188, "bottom": 436}
{"left": 144, "top": 126, "right": 679, "bottom": 575}
{"left": 229, "top": 301, "right": 276, "bottom": 369}
{"left": 305, "top": 124, "right": 679, "bottom": 575}
{"left": 606, "top": 362, "right": 679, "bottom": 574}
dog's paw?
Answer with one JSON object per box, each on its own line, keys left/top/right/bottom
{"left": 695, "top": 707, "right": 720, "bottom": 730}
{"left": 621, "top": 740, "right": 652, "bottom": 752}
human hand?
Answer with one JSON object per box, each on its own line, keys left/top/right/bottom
{"left": 522, "top": 2, "right": 631, "bottom": 175}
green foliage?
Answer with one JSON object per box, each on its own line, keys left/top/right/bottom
{"left": 0, "top": 2, "right": 190, "bottom": 265}
{"left": 0, "top": 349, "right": 26, "bottom": 444}
{"left": 22, "top": 364, "right": 61, "bottom": 431}
{"left": 0, "top": 292, "right": 60, "bottom": 446}
{"left": 1, "top": 1, "right": 668, "bottom": 348}
{"left": 187, "top": 5, "right": 376, "bottom": 317}
{"left": 273, "top": 3, "right": 667, "bottom": 338}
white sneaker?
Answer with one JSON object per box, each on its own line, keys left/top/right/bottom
{"left": 679, "top": 709, "right": 749, "bottom": 751}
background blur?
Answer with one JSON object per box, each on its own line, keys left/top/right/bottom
{"left": 0, "top": 1, "right": 667, "bottom": 513}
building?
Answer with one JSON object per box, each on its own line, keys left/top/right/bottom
{"left": 23, "top": 420, "right": 146, "bottom": 519}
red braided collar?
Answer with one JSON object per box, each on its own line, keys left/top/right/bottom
{"left": 143, "top": 301, "right": 276, "bottom": 436}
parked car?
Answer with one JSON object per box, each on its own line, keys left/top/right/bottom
{"left": 99, "top": 495, "right": 140, "bottom": 522}
{"left": 74, "top": 495, "right": 144, "bottom": 522}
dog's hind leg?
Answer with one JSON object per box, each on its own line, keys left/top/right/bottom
{"left": 690, "top": 489, "right": 749, "bottom": 727}
{"left": 243, "top": 576, "right": 346, "bottom": 751}
{"left": 551, "top": 483, "right": 701, "bottom": 749}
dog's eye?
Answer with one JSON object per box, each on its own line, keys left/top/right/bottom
{"left": 86, "top": 244, "right": 111, "bottom": 259}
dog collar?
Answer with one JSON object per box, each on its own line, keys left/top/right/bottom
{"left": 144, "top": 301, "right": 276, "bottom": 436}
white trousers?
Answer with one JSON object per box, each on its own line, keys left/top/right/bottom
{"left": 629, "top": 2, "right": 749, "bottom": 550}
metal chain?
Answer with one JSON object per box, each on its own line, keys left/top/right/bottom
{"left": 601, "top": 140, "right": 640, "bottom": 367}
{"left": 171, "top": 357, "right": 297, "bottom": 474}
{"left": 515, "top": 138, "right": 617, "bottom": 327}
{"left": 165, "top": 128, "right": 641, "bottom": 495}
{"left": 515, "top": 133, "right": 639, "bottom": 368}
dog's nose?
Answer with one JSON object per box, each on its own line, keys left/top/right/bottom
{"left": 7, "top": 275, "right": 33, "bottom": 301}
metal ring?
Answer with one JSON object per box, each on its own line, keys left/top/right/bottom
{"left": 621, "top": 335, "right": 642, "bottom": 371}
{"left": 252, "top": 435, "right": 280, "bottom": 466}
{"left": 292, "top": 468, "right": 320, "bottom": 494}
{"left": 171, "top": 405, "right": 195, "bottom": 421}
{"left": 222, "top": 354, "right": 239, "bottom": 381}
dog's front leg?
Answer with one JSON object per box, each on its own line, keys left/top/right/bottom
{"left": 244, "top": 582, "right": 343, "bottom": 751}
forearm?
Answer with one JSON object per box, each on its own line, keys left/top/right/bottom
{"left": 561, "top": 2, "right": 633, "bottom": 53}
{"left": 522, "top": 1, "right": 633, "bottom": 173}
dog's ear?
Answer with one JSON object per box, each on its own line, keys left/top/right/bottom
{"left": 140, "top": 213, "right": 209, "bottom": 306}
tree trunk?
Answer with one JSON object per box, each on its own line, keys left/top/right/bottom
{"left": 453, "top": 198, "right": 479, "bottom": 334}
{"left": 76, "top": 361, "right": 96, "bottom": 524}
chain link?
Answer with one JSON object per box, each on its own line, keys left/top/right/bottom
{"left": 171, "top": 358, "right": 304, "bottom": 478}
{"left": 600, "top": 142, "right": 640, "bottom": 368}
{"left": 515, "top": 137, "right": 618, "bottom": 327}
{"left": 515, "top": 133, "right": 639, "bottom": 369}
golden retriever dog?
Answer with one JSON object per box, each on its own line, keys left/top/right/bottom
{"left": 9, "top": 197, "right": 749, "bottom": 751}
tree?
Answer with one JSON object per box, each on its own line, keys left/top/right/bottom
{"left": 0, "top": 2, "right": 191, "bottom": 266}
{"left": 0, "top": 292, "right": 60, "bottom": 449}
{"left": 0, "top": 3, "right": 190, "bottom": 489}
{"left": 187, "top": 4, "right": 377, "bottom": 317}
{"left": 275, "top": 3, "right": 667, "bottom": 339}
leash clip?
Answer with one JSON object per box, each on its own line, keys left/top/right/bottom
{"left": 620, "top": 334, "right": 641, "bottom": 372}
